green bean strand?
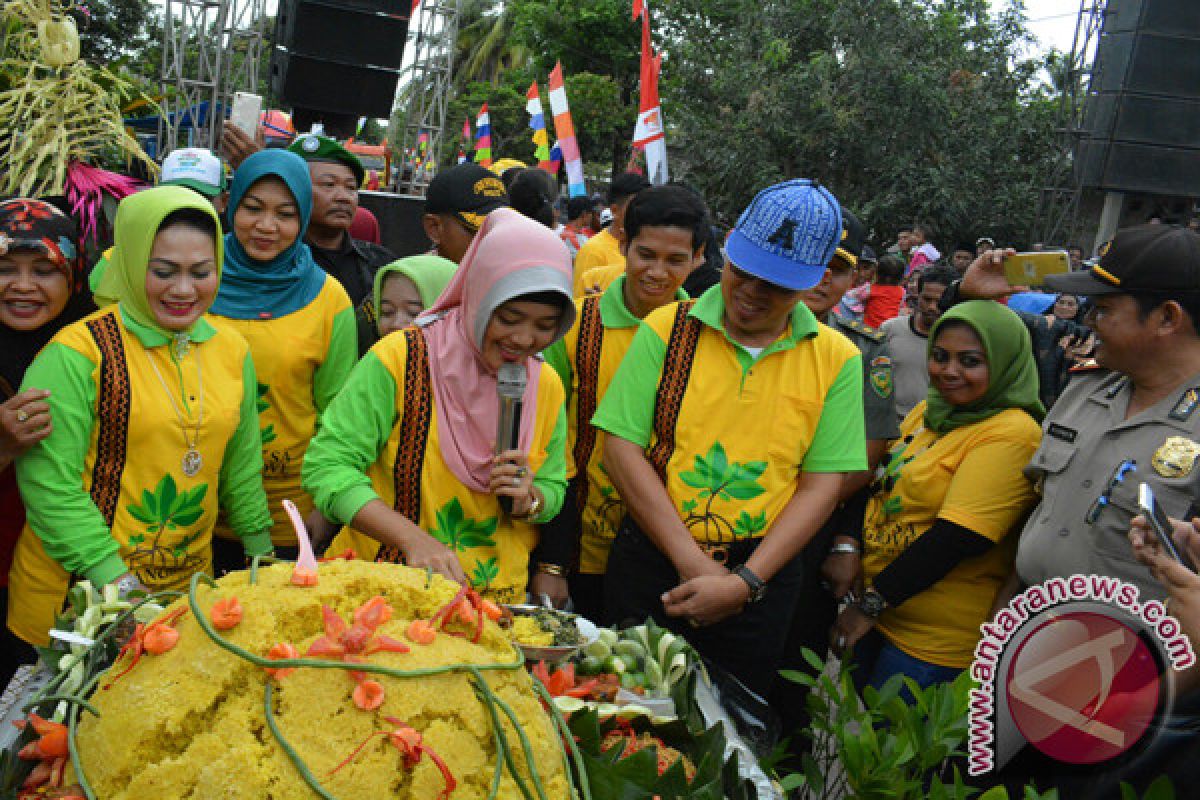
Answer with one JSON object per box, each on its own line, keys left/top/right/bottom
{"left": 263, "top": 682, "right": 340, "bottom": 800}
{"left": 533, "top": 682, "right": 592, "bottom": 800}
{"left": 470, "top": 675, "right": 509, "bottom": 800}
{"left": 485, "top": 677, "right": 550, "bottom": 800}
{"left": 22, "top": 694, "right": 100, "bottom": 718}
{"left": 472, "top": 673, "right": 536, "bottom": 800}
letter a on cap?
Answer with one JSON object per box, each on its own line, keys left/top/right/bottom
{"left": 768, "top": 219, "right": 796, "bottom": 250}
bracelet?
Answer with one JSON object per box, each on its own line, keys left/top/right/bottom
{"left": 829, "top": 542, "right": 861, "bottom": 556}
{"left": 536, "top": 562, "right": 566, "bottom": 577}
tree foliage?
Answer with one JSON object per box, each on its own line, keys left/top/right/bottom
{"left": 657, "top": 0, "right": 1060, "bottom": 244}
{"left": 72, "top": 0, "right": 154, "bottom": 65}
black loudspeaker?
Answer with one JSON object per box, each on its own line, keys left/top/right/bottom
{"left": 1077, "top": 0, "right": 1200, "bottom": 195}
{"left": 270, "top": 0, "right": 410, "bottom": 121}
{"left": 357, "top": 191, "right": 432, "bottom": 257}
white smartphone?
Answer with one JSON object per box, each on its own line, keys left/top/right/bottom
{"left": 229, "top": 91, "right": 262, "bottom": 137}
{"left": 1138, "top": 483, "right": 1194, "bottom": 571}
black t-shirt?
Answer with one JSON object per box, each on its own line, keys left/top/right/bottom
{"left": 308, "top": 234, "right": 396, "bottom": 306}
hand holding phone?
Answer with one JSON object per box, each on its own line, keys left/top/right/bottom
{"left": 229, "top": 91, "right": 263, "bottom": 138}
{"left": 1138, "top": 483, "right": 1195, "bottom": 571}
{"left": 1002, "top": 251, "right": 1070, "bottom": 287}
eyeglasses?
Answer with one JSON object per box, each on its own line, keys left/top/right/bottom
{"left": 1085, "top": 459, "right": 1137, "bottom": 525}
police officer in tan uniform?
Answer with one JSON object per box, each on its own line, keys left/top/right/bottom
{"left": 949, "top": 224, "right": 1200, "bottom": 602}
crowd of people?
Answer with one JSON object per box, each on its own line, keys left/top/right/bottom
{"left": 4, "top": 123, "right": 1200, "bottom": 793}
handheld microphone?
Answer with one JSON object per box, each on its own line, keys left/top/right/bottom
{"left": 496, "top": 362, "right": 526, "bottom": 514}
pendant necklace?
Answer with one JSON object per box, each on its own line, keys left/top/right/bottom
{"left": 146, "top": 343, "right": 205, "bottom": 477}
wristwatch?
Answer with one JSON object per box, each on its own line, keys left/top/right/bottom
{"left": 856, "top": 587, "right": 888, "bottom": 618}
{"left": 732, "top": 565, "right": 767, "bottom": 603}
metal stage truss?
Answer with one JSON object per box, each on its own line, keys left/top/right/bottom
{"left": 1034, "top": 1, "right": 1108, "bottom": 246}
{"left": 396, "top": 0, "right": 460, "bottom": 195}
{"left": 158, "top": 0, "right": 268, "bottom": 155}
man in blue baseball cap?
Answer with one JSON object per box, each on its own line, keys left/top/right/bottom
{"left": 590, "top": 179, "right": 867, "bottom": 694}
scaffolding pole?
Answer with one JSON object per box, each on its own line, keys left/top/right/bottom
{"left": 1034, "top": 1, "right": 1108, "bottom": 246}
{"left": 395, "top": 0, "right": 460, "bottom": 194}
{"left": 158, "top": 0, "right": 267, "bottom": 157}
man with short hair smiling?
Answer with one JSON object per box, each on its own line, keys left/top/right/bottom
{"left": 536, "top": 185, "right": 707, "bottom": 617}
{"left": 592, "top": 180, "right": 866, "bottom": 693}
{"left": 287, "top": 134, "right": 395, "bottom": 305}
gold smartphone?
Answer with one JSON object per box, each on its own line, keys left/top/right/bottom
{"left": 1003, "top": 251, "right": 1070, "bottom": 286}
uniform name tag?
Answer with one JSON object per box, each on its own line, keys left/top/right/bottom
{"left": 1047, "top": 423, "right": 1077, "bottom": 443}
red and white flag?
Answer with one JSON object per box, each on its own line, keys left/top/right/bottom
{"left": 632, "top": 0, "right": 668, "bottom": 184}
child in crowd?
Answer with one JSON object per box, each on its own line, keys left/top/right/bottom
{"left": 863, "top": 254, "right": 906, "bottom": 327}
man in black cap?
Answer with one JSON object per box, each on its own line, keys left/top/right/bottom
{"left": 288, "top": 133, "right": 396, "bottom": 305}
{"left": 945, "top": 225, "right": 1200, "bottom": 603}
{"left": 422, "top": 163, "right": 509, "bottom": 264}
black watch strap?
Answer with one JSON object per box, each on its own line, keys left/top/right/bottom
{"left": 733, "top": 564, "right": 767, "bottom": 603}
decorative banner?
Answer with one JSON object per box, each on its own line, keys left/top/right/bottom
{"left": 525, "top": 81, "right": 554, "bottom": 173}
{"left": 547, "top": 62, "right": 586, "bottom": 197}
{"left": 632, "top": 0, "right": 668, "bottom": 184}
{"left": 473, "top": 103, "right": 492, "bottom": 168}
{"left": 548, "top": 140, "right": 563, "bottom": 176}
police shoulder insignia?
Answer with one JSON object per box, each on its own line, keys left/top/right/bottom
{"left": 869, "top": 355, "right": 893, "bottom": 398}
{"left": 1152, "top": 436, "right": 1200, "bottom": 479}
{"left": 1169, "top": 388, "right": 1200, "bottom": 422}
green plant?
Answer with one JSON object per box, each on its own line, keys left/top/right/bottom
{"left": 777, "top": 650, "right": 1178, "bottom": 800}
{"left": 779, "top": 649, "right": 975, "bottom": 799}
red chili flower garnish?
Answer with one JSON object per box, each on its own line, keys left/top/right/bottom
{"left": 329, "top": 717, "right": 456, "bottom": 799}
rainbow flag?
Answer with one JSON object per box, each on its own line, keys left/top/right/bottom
{"left": 474, "top": 103, "right": 493, "bottom": 168}
{"left": 547, "top": 62, "right": 586, "bottom": 197}
{"left": 525, "top": 82, "right": 554, "bottom": 173}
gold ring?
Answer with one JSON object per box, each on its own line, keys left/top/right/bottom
{"left": 16, "top": 410, "right": 28, "bottom": 423}
{"left": 516, "top": 466, "right": 528, "bottom": 478}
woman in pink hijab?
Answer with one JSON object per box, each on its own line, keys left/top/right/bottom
{"left": 304, "top": 208, "right": 575, "bottom": 601}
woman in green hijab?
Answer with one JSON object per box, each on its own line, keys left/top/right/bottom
{"left": 831, "top": 300, "right": 1045, "bottom": 692}
{"left": 8, "top": 186, "right": 274, "bottom": 647}
{"left": 356, "top": 255, "right": 458, "bottom": 354}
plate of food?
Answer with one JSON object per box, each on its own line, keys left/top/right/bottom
{"left": 503, "top": 604, "right": 599, "bottom": 663}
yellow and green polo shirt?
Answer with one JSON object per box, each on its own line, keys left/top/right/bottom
{"left": 10, "top": 307, "right": 272, "bottom": 645}
{"left": 543, "top": 275, "right": 688, "bottom": 573}
{"left": 592, "top": 286, "right": 866, "bottom": 544}
{"left": 304, "top": 328, "right": 569, "bottom": 604}
{"left": 212, "top": 276, "right": 357, "bottom": 546}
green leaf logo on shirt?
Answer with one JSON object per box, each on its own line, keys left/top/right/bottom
{"left": 429, "top": 498, "right": 498, "bottom": 551}
{"left": 124, "top": 474, "right": 209, "bottom": 580}
{"left": 257, "top": 382, "right": 276, "bottom": 444}
{"left": 127, "top": 474, "right": 208, "bottom": 532}
{"left": 470, "top": 557, "right": 499, "bottom": 590}
{"left": 678, "top": 441, "right": 768, "bottom": 541}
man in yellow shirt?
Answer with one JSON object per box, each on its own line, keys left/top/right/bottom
{"left": 593, "top": 179, "right": 866, "bottom": 694}
{"left": 572, "top": 172, "right": 649, "bottom": 295}
{"left": 538, "top": 185, "right": 708, "bottom": 618}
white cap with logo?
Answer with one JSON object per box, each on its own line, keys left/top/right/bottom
{"left": 160, "top": 148, "right": 227, "bottom": 197}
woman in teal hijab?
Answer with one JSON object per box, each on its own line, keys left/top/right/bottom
{"left": 207, "top": 150, "right": 357, "bottom": 570}
{"left": 10, "top": 186, "right": 274, "bottom": 648}
{"left": 832, "top": 300, "right": 1045, "bottom": 693}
